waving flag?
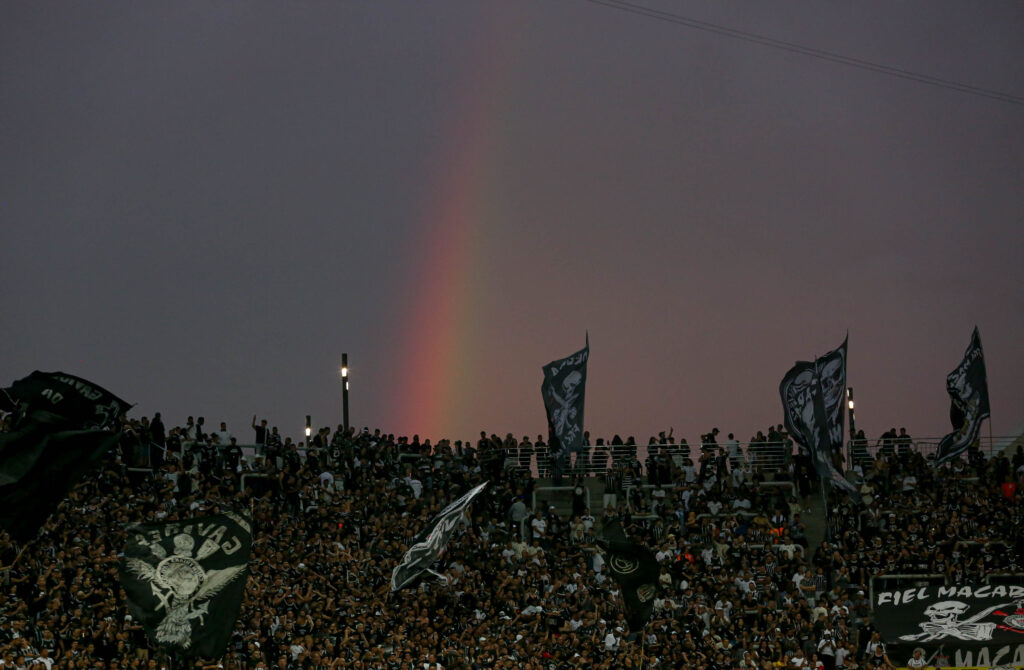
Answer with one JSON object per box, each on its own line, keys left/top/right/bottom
{"left": 120, "top": 512, "right": 252, "bottom": 658}
{"left": 391, "top": 481, "right": 488, "bottom": 591}
{"left": 0, "top": 371, "right": 130, "bottom": 541}
{"left": 779, "top": 337, "right": 859, "bottom": 499}
{"left": 541, "top": 336, "right": 589, "bottom": 455}
{"left": 599, "top": 520, "right": 660, "bottom": 631}
{"left": 934, "top": 327, "right": 990, "bottom": 466}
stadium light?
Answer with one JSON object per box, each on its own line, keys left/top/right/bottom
{"left": 846, "top": 387, "right": 856, "bottom": 439}
{"left": 341, "top": 353, "right": 350, "bottom": 432}
{"left": 305, "top": 415, "right": 312, "bottom": 445}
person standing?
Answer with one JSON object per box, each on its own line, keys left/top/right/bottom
{"left": 603, "top": 466, "right": 621, "bottom": 511}
{"left": 816, "top": 630, "right": 837, "bottom": 670}
{"left": 252, "top": 415, "right": 268, "bottom": 455}
{"left": 149, "top": 413, "right": 166, "bottom": 449}
{"left": 509, "top": 495, "right": 529, "bottom": 541}
{"left": 727, "top": 433, "right": 742, "bottom": 474}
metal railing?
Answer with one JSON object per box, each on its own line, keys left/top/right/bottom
{"left": 505, "top": 442, "right": 793, "bottom": 479}
{"left": 508, "top": 434, "right": 1018, "bottom": 480}
{"left": 118, "top": 434, "right": 1018, "bottom": 484}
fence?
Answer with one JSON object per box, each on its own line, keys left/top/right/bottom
{"left": 507, "top": 434, "right": 1016, "bottom": 481}
{"left": 121, "top": 433, "right": 1016, "bottom": 484}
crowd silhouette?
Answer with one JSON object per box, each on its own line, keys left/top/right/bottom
{"left": 1, "top": 415, "right": 1022, "bottom": 670}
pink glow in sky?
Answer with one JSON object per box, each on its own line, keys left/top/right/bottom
{"left": 2, "top": 1, "right": 1022, "bottom": 447}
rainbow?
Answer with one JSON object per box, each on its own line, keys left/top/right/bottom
{"left": 392, "top": 9, "right": 527, "bottom": 442}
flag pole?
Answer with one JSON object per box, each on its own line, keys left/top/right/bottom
{"left": 639, "top": 628, "right": 646, "bottom": 670}
{"left": 424, "top": 568, "right": 451, "bottom": 584}
{"left": 8, "top": 543, "right": 29, "bottom": 569}
{"left": 819, "top": 478, "right": 830, "bottom": 540}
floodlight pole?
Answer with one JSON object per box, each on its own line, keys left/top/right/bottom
{"left": 341, "top": 353, "right": 350, "bottom": 432}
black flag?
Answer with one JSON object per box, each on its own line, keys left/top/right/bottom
{"left": 779, "top": 337, "right": 859, "bottom": 499}
{"left": 872, "top": 583, "right": 1024, "bottom": 668}
{"left": 541, "top": 337, "right": 589, "bottom": 455}
{"left": 934, "top": 327, "right": 991, "bottom": 466}
{"left": 119, "top": 512, "right": 252, "bottom": 658}
{"left": 0, "top": 371, "right": 128, "bottom": 430}
{"left": 599, "top": 520, "right": 660, "bottom": 632}
{"left": 0, "top": 371, "right": 130, "bottom": 541}
{"left": 391, "top": 481, "right": 488, "bottom": 591}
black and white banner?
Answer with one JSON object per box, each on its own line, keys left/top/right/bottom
{"left": 120, "top": 512, "right": 252, "bottom": 658}
{"left": 0, "top": 370, "right": 129, "bottom": 431}
{"left": 391, "top": 481, "right": 488, "bottom": 591}
{"left": 874, "top": 584, "right": 1024, "bottom": 668}
{"left": 934, "top": 326, "right": 991, "bottom": 466}
{"left": 600, "top": 520, "right": 660, "bottom": 632}
{"left": 779, "top": 336, "right": 859, "bottom": 499}
{"left": 0, "top": 371, "right": 130, "bottom": 541}
{"left": 541, "top": 337, "right": 589, "bottom": 455}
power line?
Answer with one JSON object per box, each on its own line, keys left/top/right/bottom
{"left": 579, "top": 0, "right": 1024, "bottom": 105}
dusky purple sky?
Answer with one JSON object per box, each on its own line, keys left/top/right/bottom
{"left": 2, "top": 1, "right": 1022, "bottom": 448}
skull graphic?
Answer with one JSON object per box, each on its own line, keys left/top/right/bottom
{"left": 924, "top": 600, "right": 969, "bottom": 624}
{"left": 819, "top": 356, "right": 845, "bottom": 416}
{"left": 562, "top": 371, "right": 582, "bottom": 397}
{"left": 902, "top": 600, "right": 998, "bottom": 642}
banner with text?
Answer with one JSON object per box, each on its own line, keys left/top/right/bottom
{"left": 875, "top": 583, "right": 1024, "bottom": 669}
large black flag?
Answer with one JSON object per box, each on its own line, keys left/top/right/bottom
{"left": 541, "top": 337, "right": 589, "bottom": 455}
{"left": 391, "top": 481, "right": 488, "bottom": 591}
{"left": 779, "top": 337, "right": 859, "bottom": 499}
{"left": 0, "top": 371, "right": 128, "bottom": 430}
{"left": 0, "top": 371, "right": 130, "bottom": 541}
{"left": 873, "top": 583, "right": 1024, "bottom": 668}
{"left": 120, "top": 512, "right": 252, "bottom": 658}
{"left": 934, "top": 327, "right": 991, "bottom": 466}
{"left": 599, "top": 520, "right": 660, "bottom": 632}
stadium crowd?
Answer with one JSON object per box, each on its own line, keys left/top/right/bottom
{"left": 1, "top": 415, "right": 1022, "bottom": 670}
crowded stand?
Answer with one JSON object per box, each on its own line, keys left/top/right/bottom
{"left": 1, "top": 413, "right": 1023, "bottom": 670}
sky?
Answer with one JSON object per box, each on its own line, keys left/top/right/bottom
{"left": 2, "top": 1, "right": 1022, "bottom": 448}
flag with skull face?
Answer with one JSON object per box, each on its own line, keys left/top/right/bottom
{"left": 934, "top": 326, "right": 990, "bottom": 466}
{"left": 779, "top": 336, "right": 860, "bottom": 499}
{"left": 541, "top": 337, "right": 589, "bottom": 458}
{"left": 119, "top": 512, "right": 252, "bottom": 658}
{"left": 874, "top": 584, "right": 1024, "bottom": 666}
